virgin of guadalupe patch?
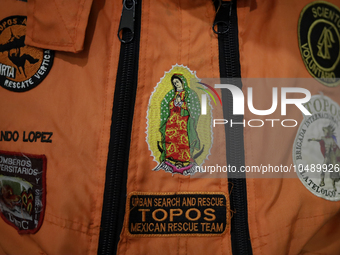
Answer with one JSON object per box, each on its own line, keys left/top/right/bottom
{"left": 146, "top": 65, "right": 213, "bottom": 176}
{"left": 0, "top": 16, "right": 54, "bottom": 92}
{"left": 293, "top": 95, "right": 340, "bottom": 201}
{"left": 0, "top": 151, "right": 46, "bottom": 234}
{"left": 298, "top": 1, "right": 340, "bottom": 87}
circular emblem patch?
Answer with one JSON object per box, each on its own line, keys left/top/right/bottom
{"left": 298, "top": 1, "right": 340, "bottom": 87}
{"left": 0, "top": 16, "right": 54, "bottom": 92}
{"left": 293, "top": 95, "right": 340, "bottom": 201}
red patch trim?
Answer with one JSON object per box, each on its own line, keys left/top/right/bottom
{"left": 0, "top": 150, "right": 46, "bottom": 234}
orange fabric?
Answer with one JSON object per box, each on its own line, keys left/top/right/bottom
{"left": 0, "top": 0, "right": 122, "bottom": 254}
{"left": 239, "top": 0, "right": 340, "bottom": 254}
{"left": 25, "top": 0, "right": 93, "bottom": 52}
{"left": 0, "top": 0, "right": 340, "bottom": 254}
{"left": 116, "top": 1, "right": 231, "bottom": 254}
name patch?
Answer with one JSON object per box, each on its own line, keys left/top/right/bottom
{"left": 0, "top": 130, "right": 53, "bottom": 143}
{"left": 127, "top": 192, "right": 229, "bottom": 237}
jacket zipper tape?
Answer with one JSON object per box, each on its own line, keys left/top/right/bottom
{"left": 213, "top": 1, "right": 253, "bottom": 254}
{"left": 98, "top": 0, "right": 141, "bottom": 254}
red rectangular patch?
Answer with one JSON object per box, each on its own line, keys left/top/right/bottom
{"left": 0, "top": 150, "right": 46, "bottom": 234}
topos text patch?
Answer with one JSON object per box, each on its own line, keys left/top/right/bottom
{"left": 127, "top": 192, "right": 229, "bottom": 237}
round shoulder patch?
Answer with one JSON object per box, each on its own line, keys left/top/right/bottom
{"left": 293, "top": 95, "right": 340, "bottom": 201}
{"left": 0, "top": 16, "right": 54, "bottom": 92}
{"left": 298, "top": 1, "right": 340, "bottom": 87}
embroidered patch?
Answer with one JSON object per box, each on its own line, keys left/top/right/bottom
{"left": 293, "top": 95, "right": 340, "bottom": 201}
{"left": 0, "top": 151, "right": 46, "bottom": 233}
{"left": 127, "top": 192, "right": 228, "bottom": 236}
{"left": 298, "top": 1, "right": 340, "bottom": 87}
{"left": 146, "top": 65, "right": 213, "bottom": 176}
{"left": 0, "top": 16, "right": 54, "bottom": 92}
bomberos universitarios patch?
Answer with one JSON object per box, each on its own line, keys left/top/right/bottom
{"left": 0, "top": 151, "right": 46, "bottom": 234}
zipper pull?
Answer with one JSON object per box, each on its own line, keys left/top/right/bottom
{"left": 117, "top": 0, "right": 136, "bottom": 43}
{"left": 212, "top": 0, "right": 232, "bottom": 34}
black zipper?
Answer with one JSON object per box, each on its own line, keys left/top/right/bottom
{"left": 213, "top": 1, "right": 253, "bottom": 254}
{"left": 98, "top": 0, "right": 141, "bottom": 254}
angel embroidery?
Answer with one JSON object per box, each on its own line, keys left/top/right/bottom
{"left": 309, "top": 125, "right": 340, "bottom": 191}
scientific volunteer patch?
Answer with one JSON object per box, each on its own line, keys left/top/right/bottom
{"left": 146, "top": 65, "right": 213, "bottom": 176}
{"left": 298, "top": 1, "right": 340, "bottom": 87}
{"left": 0, "top": 151, "right": 46, "bottom": 234}
{"left": 0, "top": 16, "right": 54, "bottom": 92}
{"left": 293, "top": 95, "right": 340, "bottom": 201}
{"left": 127, "top": 192, "right": 229, "bottom": 237}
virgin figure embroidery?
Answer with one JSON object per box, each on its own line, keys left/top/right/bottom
{"left": 153, "top": 74, "right": 203, "bottom": 175}
{"left": 146, "top": 65, "right": 213, "bottom": 176}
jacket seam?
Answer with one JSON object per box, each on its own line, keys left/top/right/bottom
{"left": 52, "top": 0, "right": 75, "bottom": 42}
{"left": 45, "top": 212, "right": 93, "bottom": 227}
{"left": 74, "top": 0, "right": 87, "bottom": 50}
{"left": 30, "top": 0, "right": 87, "bottom": 51}
{"left": 44, "top": 217, "right": 95, "bottom": 235}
